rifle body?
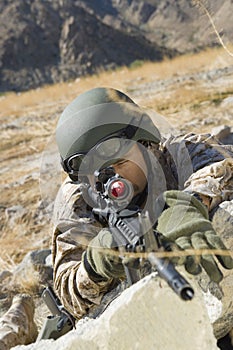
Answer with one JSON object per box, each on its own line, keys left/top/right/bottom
{"left": 93, "top": 168, "right": 194, "bottom": 300}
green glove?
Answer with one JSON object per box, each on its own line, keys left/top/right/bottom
{"left": 157, "top": 190, "right": 233, "bottom": 283}
{"left": 84, "top": 229, "right": 125, "bottom": 281}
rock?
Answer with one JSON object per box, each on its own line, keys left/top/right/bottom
{"left": 211, "top": 125, "right": 231, "bottom": 139}
{"left": 15, "top": 250, "right": 52, "bottom": 270}
{"left": 221, "top": 96, "right": 233, "bottom": 106}
{"left": 212, "top": 200, "right": 233, "bottom": 250}
{"left": 12, "top": 274, "right": 219, "bottom": 350}
{"left": 13, "top": 250, "right": 53, "bottom": 290}
{"left": 196, "top": 201, "right": 233, "bottom": 339}
{"left": 211, "top": 125, "right": 233, "bottom": 145}
{"left": 45, "top": 254, "right": 52, "bottom": 268}
{"left": 219, "top": 200, "right": 233, "bottom": 216}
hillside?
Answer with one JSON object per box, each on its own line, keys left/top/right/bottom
{"left": 0, "top": 0, "right": 233, "bottom": 92}
{"left": 0, "top": 47, "right": 233, "bottom": 348}
{"left": 1, "top": 45, "right": 233, "bottom": 266}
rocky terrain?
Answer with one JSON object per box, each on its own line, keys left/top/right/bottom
{"left": 0, "top": 44, "right": 233, "bottom": 348}
{"left": 1, "top": 1, "right": 233, "bottom": 346}
{"left": 13, "top": 275, "right": 220, "bottom": 350}
{"left": 0, "top": 0, "right": 233, "bottom": 92}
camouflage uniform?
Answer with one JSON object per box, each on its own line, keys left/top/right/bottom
{"left": 52, "top": 133, "right": 233, "bottom": 324}
{"left": 0, "top": 294, "right": 38, "bottom": 349}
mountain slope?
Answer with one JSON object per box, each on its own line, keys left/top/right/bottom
{"left": 0, "top": 0, "right": 232, "bottom": 92}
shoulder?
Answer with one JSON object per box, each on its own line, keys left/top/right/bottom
{"left": 55, "top": 177, "right": 83, "bottom": 206}
{"left": 53, "top": 177, "right": 90, "bottom": 224}
{"left": 161, "top": 132, "right": 233, "bottom": 172}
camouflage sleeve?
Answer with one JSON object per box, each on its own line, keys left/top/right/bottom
{"left": 52, "top": 178, "right": 114, "bottom": 320}
{"left": 184, "top": 158, "right": 233, "bottom": 211}
{"left": 162, "top": 133, "right": 233, "bottom": 212}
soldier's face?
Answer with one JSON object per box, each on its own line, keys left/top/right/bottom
{"left": 88, "top": 143, "right": 148, "bottom": 196}
{"left": 112, "top": 143, "right": 147, "bottom": 196}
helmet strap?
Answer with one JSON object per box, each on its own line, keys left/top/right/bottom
{"left": 123, "top": 123, "right": 139, "bottom": 139}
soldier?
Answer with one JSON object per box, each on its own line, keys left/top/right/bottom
{"left": 53, "top": 87, "right": 233, "bottom": 336}
{"left": 0, "top": 87, "right": 232, "bottom": 348}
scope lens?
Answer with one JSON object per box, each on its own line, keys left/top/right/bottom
{"left": 110, "top": 181, "right": 126, "bottom": 198}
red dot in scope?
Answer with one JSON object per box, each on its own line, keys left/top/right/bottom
{"left": 111, "top": 181, "right": 126, "bottom": 198}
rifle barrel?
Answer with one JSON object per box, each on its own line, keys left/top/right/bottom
{"left": 148, "top": 253, "right": 194, "bottom": 301}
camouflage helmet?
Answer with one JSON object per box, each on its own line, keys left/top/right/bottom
{"left": 56, "top": 87, "right": 160, "bottom": 175}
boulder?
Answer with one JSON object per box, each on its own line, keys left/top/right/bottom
{"left": 202, "top": 200, "right": 233, "bottom": 339}
{"left": 12, "top": 250, "right": 53, "bottom": 293}
{"left": 12, "top": 274, "right": 218, "bottom": 350}
{"left": 211, "top": 125, "right": 233, "bottom": 145}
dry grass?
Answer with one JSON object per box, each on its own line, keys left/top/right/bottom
{"left": 1, "top": 46, "right": 232, "bottom": 118}
{"left": 0, "top": 46, "right": 233, "bottom": 271}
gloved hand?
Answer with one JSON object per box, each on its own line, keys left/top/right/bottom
{"left": 84, "top": 229, "right": 125, "bottom": 282}
{"left": 157, "top": 190, "right": 233, "bottom": 283}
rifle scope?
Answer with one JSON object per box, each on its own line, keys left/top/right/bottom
{"left": 94, "top": 167, "right": 134, "bottom": 206}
